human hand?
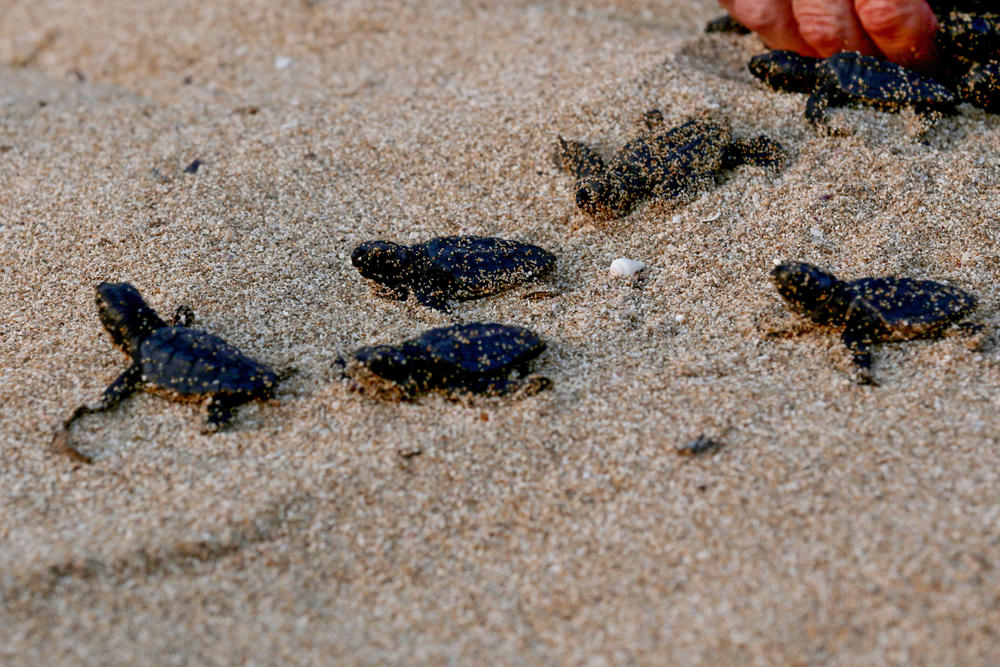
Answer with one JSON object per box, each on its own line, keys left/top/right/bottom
{"left": 718, "top": 0, "right": 941, "bottom": 71}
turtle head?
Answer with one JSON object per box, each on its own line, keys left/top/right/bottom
{"left": 351, "top": 241, "right": 416, "bottom": 299}
{"left": 575, "top": 174, "right": 631, "bottom": 221}
{"left": 353, "top": 344, "right": 412, "bottom": 384}
{"left": 748, "top": 51, "right": 820, "bottom": 93}
{"left": 770, "top": 262, "right": 849, "bottom": 324}
{"left": 95, "top": 282, "right": 168, "bottom": 356}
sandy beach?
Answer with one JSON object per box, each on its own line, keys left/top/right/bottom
{"left": 2, "top": 0, "right": 1000, "bottom": 663}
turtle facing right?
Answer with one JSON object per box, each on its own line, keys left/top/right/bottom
{"left": 748, "top": 50, "right": 957, "bottom": 128}
{"left": 770, "top": 262, "right": 978, "bottom": 384}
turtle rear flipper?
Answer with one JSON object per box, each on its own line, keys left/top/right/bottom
{"left": 462, "top": 373, "right": 551, "bottom": 397}
{"left": 203, "top": 392, "right": 264, "bottom": 434}
{"left": 722, "top": 135, "right": 786, "bottom": 170}
{"left": 203, "top": 396, "right": 241, "bottom": 433}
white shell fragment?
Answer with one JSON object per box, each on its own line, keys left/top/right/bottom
{"left": 609, "top": 258, "right": 646, "bottom": 277}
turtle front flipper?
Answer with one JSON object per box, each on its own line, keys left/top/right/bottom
{"left": 53, "top": 362, "right": 145, "bottom": 462}
{"left": 850, "top": 345, "right": 877, "bottom": 385}
{"left": 806, "top": 84, "right": 851, "bottom": 135}
{"left": 413, "top": 287, "right": 451, "bottom": 313}
{"left": 721, "top": 136, "right": 786, "bottom": 170}
{"left": 805, "top": 88, "right": 832, "bottom": 128}
{"left": 842, "top": 320, "right": 878, "bottom": 386}
{"left": 555, "top": 136, "right": 607, "bottom": 181}
{"left": 62, "top": 362, "right": 144, "bottom": 430}
{"left": 641, "top": 108, "right": 664, "bottom": 131}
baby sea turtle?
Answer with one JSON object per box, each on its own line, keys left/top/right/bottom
{"left": 351, "top": 236, "right": 556, "bottom": 312}
{"left": 338, "top": 322, "right": 550, "bottom": 400}
{"left": 556, "top": 110, "right": 785, "bottom": 221}
{"left": 770, "top": 262, "right": 977, "bottom": 384}
{"left": 58, "top": 283, "right": 278, "bottom": 452}
{"left": 748, "top": 51, "right": 957, "bottom": 129}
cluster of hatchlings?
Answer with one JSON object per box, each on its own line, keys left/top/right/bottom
{"left": 56, "top": 4, "right": 996, "bottom": 462}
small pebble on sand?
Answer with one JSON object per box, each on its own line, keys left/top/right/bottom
{"left": 609, "top": 258, "right": 646, "bottom": 277}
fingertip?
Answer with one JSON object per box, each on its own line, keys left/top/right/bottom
{"left": 731, "top": 0, "right": 822, "bottom": 57}
{"left": 792, "top": 0, "right": 880, "bottom": 59}
{"left": 855, "top": 0, "right": 940, "bottom": 70}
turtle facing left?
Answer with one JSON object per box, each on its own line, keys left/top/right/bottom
{"left": 57, "top": 282, "right": 278, "bottom": 453}
{"left": 556, "top": 111, "right": 785, "bottom": 221}
{"left": 770, "top": 262, "right": 978, "bottom": 384}
{"left": 338, "top": 322, "right": 551, "bottom": 400}
{"left": 748, "top": 50, "right": 957, "bottom": 128}
{"left": 352, "top": 235, "right": 556, "bottom": 312}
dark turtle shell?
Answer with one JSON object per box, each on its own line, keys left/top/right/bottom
{"left": 609, "top": 116, "right": 731, "bottom": 198}
{"left": 848, "top": 277, "right": 977, "bottom": 339}
{"left": 422, "top": 236, "right": 556, "bottom": 299}
{"left": 140, "top": 327, "right": 278, "bottom": 399}
{"left": 937, "top": 11, "right": 1000, "bottom": 62}
{"left": 819, "top": 52, "right": 956, "bottom": 110}
{"left": 402, "top": 323, "right": 545, "bottom": 376}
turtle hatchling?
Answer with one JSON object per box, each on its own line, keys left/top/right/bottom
{"left": 339, "top": 322, "right": 551, "bottom": 399}
{"left": 556, "top": 110, "right": 785, "bottom": 221}
{"left": 58, "top": 283, "right": 278, "bottom": 449}
{"left": 770, "top": 262, "right": 977, "bottom": 384}
{"left": 748, "top": 50, "right": 957, "bottom": 129}
{"left": 352, "top": 235, "right": 556, "bottom": 312}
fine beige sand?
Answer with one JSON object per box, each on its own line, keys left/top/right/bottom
{"left": 3, "top": 1, "right": 1000, "bottom": 663}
